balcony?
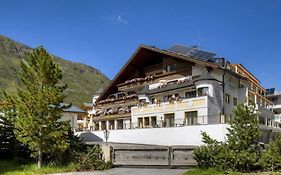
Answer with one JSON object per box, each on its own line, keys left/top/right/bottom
{"left": 132, "top": 96, "right": 208, "bottom": 115}
{"left": 92, "top": 113, "right": 131, "bottom": 122}
{"left": 97, "top": 94, "right": 138, "bottom": 106}
{"left": 117, "top": 76, "right": 154, "bottom": 91}
{"left": 255, "top": 104, "right": 274, "bottom": 119}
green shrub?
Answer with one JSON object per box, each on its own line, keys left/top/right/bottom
{"left": 193, "top": 105, "right": 262, "bottom": 172}
{"left": 258, "top": 134, "right": 281, "bottom": 171}
{"left": 193, "top": 132, "right": 222, "bottom": 168}
{"left": 45, "top": 129, "right": 88, "bottom": 166}
{"left": 75, "top": 145, "right": 112, "bottom": 171}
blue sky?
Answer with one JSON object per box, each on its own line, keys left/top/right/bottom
{"left": 0, "top": 0, "right": 281, "bottom": 89}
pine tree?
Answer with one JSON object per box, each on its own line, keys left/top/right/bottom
{"left": 0, "top": 106, "right": 30, "bottom": 159}
{"left": 226, "top": 104, "right": 261, "bottom": 171}
{"left": 227, "top": 104, "right": 260, "bottom": 149}
{"left": 0, "top": 106, "right": 16, "bottom": 157}
{"left": 194, "top": 104, "right": 261, "bottom": 171}
{"left": 3, "top": 46, "right": 70, "bottom": 168}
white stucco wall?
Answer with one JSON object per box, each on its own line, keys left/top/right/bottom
{"left": 78, "top": 124, "right": 229, "bottom": 146}
{"left": 60, "top": 113, "right": 78, "bottom": 131}
{"left": 208, "top": 98, "right": 221, "bottom": 124}
{"left": 192, "top": 64, "right": 223, "bottom": 82}
{"left": 223, "top": 73, "right": 247, "bottom": 116}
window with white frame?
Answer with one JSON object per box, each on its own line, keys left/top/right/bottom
{"left": 198, "top": 87, "right": 209, "bottom": 97}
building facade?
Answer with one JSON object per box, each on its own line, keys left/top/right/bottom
{"left": 60, "top": 105, "right": 86, "bottom": 131}
{"left": 78, "top": 44, "right": 277, "bottom": 145}
{"left": 266, "top": 88, "right": 281, "bottom": 124}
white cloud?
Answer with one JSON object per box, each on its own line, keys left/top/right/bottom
{"left": 103, "top": 14, "right": 128, "bottom": 25}
{"left": 116, "top": 15, "right": 127, "bottom": 24}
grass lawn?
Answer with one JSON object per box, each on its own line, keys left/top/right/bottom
{"left": 0, "top": 159, "right": 76, "bottom": 175}
{"left": 184, "top": 168, "right": 281, "bottom": 175}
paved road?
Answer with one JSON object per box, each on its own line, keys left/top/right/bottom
{"left": 52, "top": 167, "right": 188, "bottom": 175}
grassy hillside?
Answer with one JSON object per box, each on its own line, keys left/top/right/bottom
{"left": 0, "top": 35, "right": 110, "bottom": 106}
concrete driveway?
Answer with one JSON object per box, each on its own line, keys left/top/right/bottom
{"left": 52, "top": 167, "right": 188, "bottom": 175}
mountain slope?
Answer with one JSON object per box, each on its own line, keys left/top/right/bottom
{"left": 0, "top": 35, "right": 110, "bottom": 106}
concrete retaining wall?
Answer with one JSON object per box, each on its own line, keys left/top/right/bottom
{"left": 78, "top": 124, "right": 229, "bottom": 146}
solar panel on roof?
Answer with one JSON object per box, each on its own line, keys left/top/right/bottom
{"left": 168, "top": 44, "right": 216, "bottom": 61}
{"left": 266, "top": 88, "right": 275, "bottom": 95}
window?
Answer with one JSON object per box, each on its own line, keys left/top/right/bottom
{"left": 117, "top": 120, "right": 123, "bottom": 129}
{"left": 109, "top": 120, "right": 114, "bottom": 130}
{"left": 166, "top": 63, "right": 177, "bottom": 72}
{"left": 162, "top": 96, "right": 168, "bottom": 102}
{"left": 117, "top": 93, "right": 125, "bottom": 98}
{"left": 139, "top": 99, "right": 146, "bottom": 104}
{"left": 151, "top": 116, "right": 157, "bottom": 127}
{"left": 239, "top": 82, "right": 244, "bottom": 88}
{"left": 225, "top": 94, "right": 230, "bottom": 103}
{"left": 164, "top": 113, "right": 175, "bottom": 127}
{"left": 151, "top": 97, "right": 156, "bottom": 104}
{"left": 128, "top": 91, "right": 136, "bottom": 95}
{"left": 198, "top": 87, "right": 209, "bottom": 97}
{"left": 138, "top": 118, "right": 143, "bottom": 128}
{"left": 77, "top": 116, "right": 83, "bottom": 120}
{"left": 233, "top": 97, "right": 237, "bottom": 106}
{"left": 185, "top": 111, "right": 198, "bottom": 125}
{"left": 144, "top": 117, "right": 150, "bottom": 126}
{"left": 185, "top": 91, "right": 196, "bottom": 98}
{"left": 101, "top": 121, "right": 106, "bottom": 130}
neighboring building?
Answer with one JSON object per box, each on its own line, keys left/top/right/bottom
{"left": 77, "top": 88, "right": 105, "bottom": 131}
{"left": 0, "top": 101, "right": 86, "bottom": 132}
{"left": 229, "top": 64, "right": 277, "bottom": 126}
{"left": 78, "top": 44, "right": 277, "bottom": 145}
{"left": 266, "top": 88, "right": 281, "bottom": 126}
{"left": 80, "top": 102, "right": 94, "bottom": 131}
{"left": 61, "top": 104, "right": 86, "bottom": 132}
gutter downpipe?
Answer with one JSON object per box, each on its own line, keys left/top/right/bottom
{"left": 222, "top": 62, "right": 227, "bottom": 115}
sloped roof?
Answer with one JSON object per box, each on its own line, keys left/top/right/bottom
{"left": 97, "top": 45, "right": 222, "bottom": 101}
{"left": 97, "top": 44, "right": 248, "bottom": 102}
{"left": 61, "top": 103, "right": 85, "bottom": 113}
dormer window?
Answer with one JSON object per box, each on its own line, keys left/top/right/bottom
{"left": 166, "top": 63, "right": 177, "bottom": 72}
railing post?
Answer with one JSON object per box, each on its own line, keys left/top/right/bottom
{"left": 168, "top": 146, "right": 172, "bottom": 168}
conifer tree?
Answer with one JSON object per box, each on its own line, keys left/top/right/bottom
{"left": 226, "top": 104, "right": 261, "bottom": 171}
{"left": 4, "top": 46, "right": 70, "bottom": 168}
{"left": 0, "top": 106, "right": 16, "bottom": 157}
{"left": 227, "top": 104, "right": 260, "bottom": 149}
